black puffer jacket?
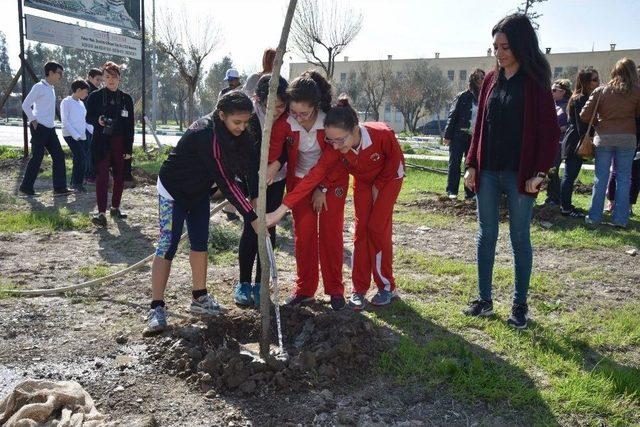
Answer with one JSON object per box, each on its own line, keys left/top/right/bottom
{"left": 443, "top": 89, "right": 478, "bottom": 143}
{"left": 561, "top": 94, "right": 591, "bottom": 159}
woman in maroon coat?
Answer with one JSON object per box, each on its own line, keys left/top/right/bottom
{"left": 462, "top": 14, "right": 560, "bottom": 329}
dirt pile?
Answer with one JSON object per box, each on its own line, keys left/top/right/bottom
{"left": 146, "top": 306, "right": 389, "bottom": 396}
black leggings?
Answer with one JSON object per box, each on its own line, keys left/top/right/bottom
{"left": 238, "top": 179, "right": 286, "bottom": 284}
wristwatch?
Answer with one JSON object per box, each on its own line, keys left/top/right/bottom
{"left": 318, "top": 185, "right": 328, "bottom": 193}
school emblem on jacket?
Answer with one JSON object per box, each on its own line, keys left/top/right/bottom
{"left": 335, "top": 186, "right": 345, "bottom": 198}
{"left": 370, "top": 153, "right": 381, "bottom": 162}
{"left": 285, "top": 136, "right": 294, "bottom": 146}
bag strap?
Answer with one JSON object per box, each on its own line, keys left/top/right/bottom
{"left": 584, "top": 91, "right": 602, "bottom": 135}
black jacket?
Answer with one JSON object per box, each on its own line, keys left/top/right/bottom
{"left": 444, "top": 89, "right": 478, "bottom": 143}
{"left": 561, "top": 94, "right": 591, "bottom": 159}
{"left": 158, "top": 114, "right": 258, "bottom": 222}
{"left": 86, "top": 88, "right": 135, "bottom": 160}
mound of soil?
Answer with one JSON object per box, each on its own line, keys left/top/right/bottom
{"left": 145, "top": 306, "right": 389, "bottom": 396}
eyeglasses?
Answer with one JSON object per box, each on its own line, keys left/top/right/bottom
{"left": 324, "top": 134, "right": 351, "bottom": 146}
{"left": 290, "top": 109, "right": 314, "bottom": 120}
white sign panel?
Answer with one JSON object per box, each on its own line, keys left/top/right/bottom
{"left": 24, "top": 0, "right": 140, "bottom": 31}
{"left": 26, "top": 14, "right": 142, "bottom": 60}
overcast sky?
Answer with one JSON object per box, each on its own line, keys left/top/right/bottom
{"left": 2, "top": 0, "right": 639, "bottom": 78}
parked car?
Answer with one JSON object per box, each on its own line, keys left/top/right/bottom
{"left": 417, "top": 120, "right": 448, "bottom": 136}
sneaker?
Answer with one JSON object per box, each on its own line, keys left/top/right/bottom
{"left": 18, "top": 187, "right": 35, "bottom": 196}
{"left": 91, "top": 213, "right": 107, "bottom": 227}
{"left": 348, "top": 293, "right": 366, "bottom": 311}
{"left": 370, "top": 289, "right": 396, "bottom": 306}
{"left": 143, "top": 306, "right": 168, "bottom": 336}
{"left": 251, "top": 283, "right": 261, "bottom": 307}
{"left": 330, "top": 295, "right": 346, "bottom": 311}
{"left": 507, "top": 303, "right": 529, "bottom": 329}
{"left": 584, "top": 216, "right": 598, "bottom": 226}
{"left": 190, "top": 293, "right": 222, "bottom": 316}
{"left": 110, "top": 208, "right": 128, "bottom": 219}
{"left": 72, "top": 184, "right": 87, "bottom": 193}
{"left": 447, "top": 193, "right": 458, "bottom": 200}
{"left": 233, "top": 282, "right": 254, "bottom": 306}
{"left": 284, "top": 294, "right": 314, "bottom": 306}
{"left": 53, "top": 188, "right": 73, "bottom": 196}
{"left": 561, "top": 207, "right": 585, "bottom": 218}
{"left": 462, "top": 299, "right": 494, "bottom": 317}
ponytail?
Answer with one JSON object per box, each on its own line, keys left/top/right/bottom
{"left": 324, "top": 94, "right": 359, "bottom": 131}
{"left": 287, "top": 69, "right": 333, "bottom": 113}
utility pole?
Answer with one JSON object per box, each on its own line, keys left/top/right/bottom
{"left": 17, "top": 0, "right": 28, "bottom": 157}
{"left": 151, "top": 0, "right": 158, "bottom": 129}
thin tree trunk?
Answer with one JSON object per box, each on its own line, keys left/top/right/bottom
{"left": 258, "top": 0, "right": 298, "bottom": 359}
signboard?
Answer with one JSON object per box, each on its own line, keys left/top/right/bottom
{"left": 26, "top": 14, "right": 142, "bottom": 60}
{"left": 24, "top": 0, "right": 140, "bottom": 31}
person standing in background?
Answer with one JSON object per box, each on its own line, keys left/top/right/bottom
{"left": 443, "top": 68, "right": 485, "bottom": 200}
{"left": 61, "top": 79, "right": 93, "bottom": 193}
{"left": 545, "top": 79, "right": 571, "bottom": 206}
{"left": 219, "top": 69, "right": 242, "bottom": 100}
{"left": 83, "top": 68, "right": 103, "bottom": 184}
{"left": 582, "top": 58, "right": 640, "bottom": 228}
{"left": 19, "top": 61, "right": 71, "bottom": 197}
{"left": 86, "top": 62, "right": 135, "bottom": 227}
{"left": 243, "top": 48, "right": 276, "bottom": 97}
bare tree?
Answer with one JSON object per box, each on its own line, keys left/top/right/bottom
{"left": 388, "top": 62, "right": 429, "bottom": 133}
{"left": 157, "top": 10, "right": 220, "bottom": 123}
{"left": 423, "top": 67, "right": 453, "bottom": 137}
{"left": 291, "top": 0, "right": 363, "bottom": 80}
{"left": 358, "top": 61, "right": 392, "bottom": 121}
{"left": 517, "top": 0, "right": 547, "bottom": 29}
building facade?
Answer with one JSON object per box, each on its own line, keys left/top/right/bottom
{"left": 289, "top": 47, "right": 640, "bottom": 133}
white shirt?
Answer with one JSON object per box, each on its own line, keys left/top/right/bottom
{"left": 289, "top": 111, "right": 325, "bottom": 178}
{"left": 60, "top": 96, "right": 93, "bottom": 140}
{"left": 22, "top": 79, "right": 56, "bottom": 128}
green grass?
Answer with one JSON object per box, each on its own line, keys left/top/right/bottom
{"left": 0, "top": 281, "right": 18, "bottom": 299}
{"left": 132, "top": 147, "right": 168, "bottom": 177}
{"left": 77, "top": 264, "right": 113, "bottom": 279}
{"left": 0, "top": 208, "right": 91, "bottom": 232}
{"left": 0, "top": 146, "right": 23, "bottom": 160}
{"left": 371, "top": 297, "right": 640, "bottom": 425}
{"left": 207, "top": 222, "right": 241, "bottom": 265}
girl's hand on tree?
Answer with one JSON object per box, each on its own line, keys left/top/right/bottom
{"left": 312, "top": 188, "right": 328, "bottom": 213}
{"left": 265, "top": 205, "right": 289, "bottom": 228}
{"left": 267, "top": 161, "right": 281, "bottom": 185}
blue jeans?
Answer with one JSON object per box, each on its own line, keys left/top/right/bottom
{"left": 446, "top": 137, "right": 474, "bottom": 198}
{"left": 476, "top": 170, "right": 535, "bottom": 305}
{"left": 84, "top": 130, "right": 95, "bottom": 179}
{"left": 63, "top": 136, "right": 86, "bottom": 187}
{"left": 20, "top": 125, "right": 67, "bottom": 192}
{"left": 589, "top": 146, "right": 635, "bottom": 226}
{"left": 560, "top": 152, "right": 584, "bottom": 211}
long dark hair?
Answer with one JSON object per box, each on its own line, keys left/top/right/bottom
{"left": 468, "top": 68, "right": 486, "bottom": 98}
{"left": 213, "top": 91, "right": 254, "bottom": 178}
{"left": 287, "top": 70, "right": 333, "bottom": 113}
{"left": 568, "top": 67, "right": 598, "bottom": 117}
{"left": 491, "top": 14, "right": 551, "bottom": 88}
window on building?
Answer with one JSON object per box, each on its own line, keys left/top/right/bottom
{"left": 459, "top": 70, "right": 467, "bottom": 81}
{"left": 554, "top": 67, "right": 563, "bottom": 78}
{"left": 384, "top": 103, "right": 392, "bottom": 122}
{"left": 447, "top": 70, "right": 455, "bottom": 81}
{"left": 340, "top": 72, "right": 347, "bottom": 82}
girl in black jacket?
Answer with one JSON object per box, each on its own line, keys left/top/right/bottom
{"left": 560, "top": 67, "right": 600, "bottom": 217}
{"left": 144, "top": 91, "right": 258, "bottom": 335}
{"left": 443, "top": 68, "right": 485, "bottom": 199}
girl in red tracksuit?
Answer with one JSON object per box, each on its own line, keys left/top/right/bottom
{"left": 267, "top": 96, "right": 405, "bottom": 310}
{"left": 268, "top": 71, "right": 349, "bottom": 311}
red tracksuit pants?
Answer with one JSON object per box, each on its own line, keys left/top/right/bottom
{"left": 352, "top": 178, "right": 403, "bottom": 294}
{"left": 290, "top": 177, "right": 346, "bottom": 297}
